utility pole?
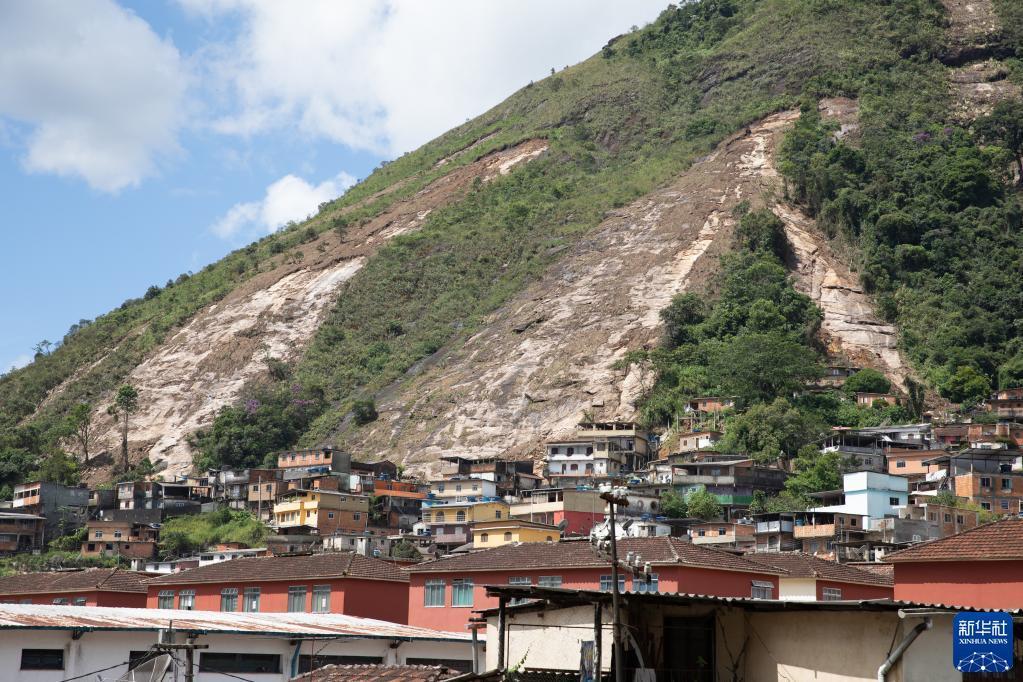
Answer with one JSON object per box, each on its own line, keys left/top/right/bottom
{"left": 156, "top": 637, "right": 208, "bottom": 682}
{"left": 599, "top": 487, "right": 629, "bottom": 682}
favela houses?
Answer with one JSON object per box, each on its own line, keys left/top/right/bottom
{"left": 3, "top": 0, "right": 1023, "bottom": 680}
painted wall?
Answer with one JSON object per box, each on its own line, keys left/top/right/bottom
{"left": 778, "top": 577, "right": 818, "bottom": 601}
{"left": 0, "top": 591, "right": 146, "bottom": 608}
{"left": 409, "top": 565, "right": 780, "bottom": 632}
{"left": 815, "top": 579, "right": 892, "bottom": 601}
{"left": 145, "top": 578, "right": 408, "bottom": 622}
{"left": 893, "top": 560, "right": 1023, "bottom": 609}
{"left": 0, "top": 624, "right": 470, "bottom": 682}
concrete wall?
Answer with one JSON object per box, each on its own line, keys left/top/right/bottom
{"left": 0, "top": 627, "right": 470, "bottom": 681}
{"left": 894, "top": 559, "right": 1023, "bottom": 609}
{"left": 778, "top": 577, "right": 818, "bottom": 601}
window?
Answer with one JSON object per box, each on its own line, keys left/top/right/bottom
{"left": 1003, "top": 478, "right": 1013, "bottom": 491}
{"left": 508, "top": 576, "right": 532, "bottom": 587}
{"left": 717, "top": 527, "right": 726, "bottom": 535}
{"left": 822, "top": 587, "right": 842, "bottom": 601}
{"left": 327, "top": 512, "right": 335, "bottom": 519}
{"left": 944, "top": 513, "right": 952, "bottom": 523}
{"left": 1001, "top": 499, "right": 1010, "bottom": 510}
{"left": 981, "top": 502, "right": 992, "bottom": 511}
{"left": 889, "top": 497, "right": 899, "bottom": 506}
{"left": 896, "top": 460, "right": 906, "bottom": 468}
{"left": 567, "top": 447, "right": 575, "bottom": 455}
{"left": 480, "top": 533, "right": 489, "bottom": 543}
{"left": 312, "top": 585, "right": 331, "bottom": 612}
{"left": 242, "top": 588, "right": 259, "bottom": 613}
{"left": 436, "top": 512, "right": 445, "bottom": 522}
{"left": 599, "top": 575, "right": 626, "bottom": 592}
{"left": 94, "top": 530, "right": 103, "bottom": 538}
{"left": 698, "top": 530, "right": 706, "bottom": 537}
{"left": 452, "top": 578, "right": 474, "bottom": 607}
{"left": 424, "top": 580, "right": 446, "bottom": 607}
{"left": 751, "top": 581, "right": 773, "bottom": 599}
{"left": 503, "top": 532, "right": 512, "bottom": 541}
{"left": 538, "top": 576, "right": 562, "bottom": 588}
{"left": 495, "top": 510, "right": 502, "bottom": 519}
{"left": 178, "top": 590, "right": 195, "bottom": 610}
{"left": 850, "top": 518, "right": 857, "bottom": 527}
{"left": 980, "top": 477, "right": 992, "bottom": 488}
{"left": 72, "top": 597, "right": 87, "bottom": 606}
{"left": 157, "top": 590, "right": 175, "bottom": 609}
{"left": 298, "top": 655, "right": 383, "bottom": 674}
{"left": 21, "top": 649, "right": 64, "bottom": 670}
{"left": 957, "top": 515, "right": 965, "bottom": 524}
{"left": 114, "top": 530, "right": 123, "bottom": 539}
{"left": 634, "top": 574, "right": 659, "bottom": 594}
{"left": 456, "top": 511, "right": 466, "bottom": 523}
{"left": 570, "top": 463, "right": 578, "bottom": 471}
{"left": 288, "top": 585, "right": 307, "bottom": 612}
{"left": 200, "top": 652, "right": 281, "bottom": 674}
{"left": 220, "top": 587, "right": 238, "bottom": 612}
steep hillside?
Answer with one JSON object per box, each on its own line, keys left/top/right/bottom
{"left": 1, "top": 0, "right": 1022, "bottom": 488}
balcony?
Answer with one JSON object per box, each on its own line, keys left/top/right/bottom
{"left": 429, "top": 524, "right": 469, "bottom": 545}
{"left": 755, "top": 521, "right": 793, "bottom": 534}
{"left": 793, "top": 523, "right": 836, "bottom": 539}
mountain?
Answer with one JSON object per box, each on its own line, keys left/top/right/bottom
{"left": 2, "top": 0, "right": 1021, "bottom": 488}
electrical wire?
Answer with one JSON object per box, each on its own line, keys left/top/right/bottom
{"left": 169, "top": 651, "right": 259, "bottom": 682}
{"left": 56, "top": 660, "right": 129, "bottom": 682}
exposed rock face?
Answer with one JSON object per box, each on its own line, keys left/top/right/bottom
{"left": 350, "top": 111, "right": 824, "bottom": 473}
{"left": 83, "top": 140, "right": 548, "bottom": 480}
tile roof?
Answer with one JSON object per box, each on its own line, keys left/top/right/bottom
{"left": 148, "top": 552, "right": 409, "bottom": 585}
{"left": 845, "top": 562, "right": 895, "bottom": 579}
{"left": 744, "top": 553, "right": 893, "bottom": 587}
{"left": 293, "top": 664, "right": 460, "bottom": 682}
{"left": 407, "top": 537, "right": 786, "bottom": 575}
{"left": 883, "top": 519, "right": 1023, "bottom": 563}
{"left": 0, "top": 568, "right": 150, "bottom": 595}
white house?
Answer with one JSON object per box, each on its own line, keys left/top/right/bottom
{"left": 812, "top": 471, "right": 908, "bottom": 528}
{"left": 0, "top": 603, "right": 477, "bottom": 681}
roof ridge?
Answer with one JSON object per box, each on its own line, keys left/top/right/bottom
{"left": 93, "top": 567, "right": 117, "bottom": 589}
{"left": 883, "top": 517, "right": 1021, "bottom": 562}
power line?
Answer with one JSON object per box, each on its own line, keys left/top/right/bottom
{"left": 57, "top": 660, "right": 129, "bottom": 682}
{"left": 169, "top": 652, "right": 259, "bottom": 682}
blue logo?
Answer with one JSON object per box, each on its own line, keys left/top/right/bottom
{"left": 954, "top": 612, "right": 1013, "bottom": 673}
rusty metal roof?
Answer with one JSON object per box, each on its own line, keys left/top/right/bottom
{"left": 0, "top": 603, "right": 475, "bottom": 641}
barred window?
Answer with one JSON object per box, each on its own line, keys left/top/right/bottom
{"left": 751, "top": 581, "right": 773, "bottom": 600}
{"left": 312, "top": 585, "right": 331, "bottom": 613}
{"left": 288, "top": 585, "right": 307, "bottom": 612}
{"left": 178, "top": 590, "right": 195, "bottom": 610}
{"left": 452, "top": 578, "right": 474, "bottom": 607}
{"left": 157, "top": 590, "right": 175, "bottom": 609}
{"left": 822, "top": 587, "right": 842, "bottom": 601}
{"left": 634, "top": 574, "right": 659, "bottom": 594}
{"left": 538, "top": 576, "right": 562, "bottom": 588}
{"left": 220, "top": 587, "right": 238, "bottom": 612}
{"left": 242, "top": 587, "right": 260, "bottom": 612}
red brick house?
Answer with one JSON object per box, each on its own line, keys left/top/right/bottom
{"left": 744, "top": 553, "right": 893, "bottom": 601}
{"left": 886, "top": 518, "right": 1023, "bottom": 609}
{"left": 145, "top": 552, "right": 409, "bottom": 623}
{"left": 0, "top": 568, "right": 149, "bottom": 607}
{"left": 406, "top": 537, "right": 784, "bottom": 632}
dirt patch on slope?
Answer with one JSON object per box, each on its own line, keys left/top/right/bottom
{"left": 940, "top": 0, "right": 1009, "bottom": 65}
{"left": 949, "top": 59, "right": 1020, "bottom": 120}
{"left": 81, "top": 139, "right": 548, "bottom": 482}
{"left": 348, "top": 112, "right": 805, "bottom": 473}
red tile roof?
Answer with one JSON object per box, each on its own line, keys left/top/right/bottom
{"left": 148, "top": 552, "right": 409, "bottom": 585}
{"left": 884, "top": 519, "right": 1023, "bottom": 563}
{"left": 407, "top": 537, "right": 786, "bottom": 575}
{"left": 744, "top": 553, "right": 893, "bottom": 587}
{"left": 293, "top": 665, "right": 460, "bottom": 682}
{"left": 846, "top": 562, "right": 895, "bottom": 580}
{"left": 0, "top": 568, "right": 150, "bottom": 595}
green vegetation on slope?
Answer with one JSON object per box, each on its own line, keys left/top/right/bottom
{"left": 158, "top": 508, "right": 267, "bottom": 559}
{"left": 0, "top": 0, "right": 1009, "bottom": 482}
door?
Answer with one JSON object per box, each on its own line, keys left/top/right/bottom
{"left": 662, "top": 616, "right": 715, "bottom": 682}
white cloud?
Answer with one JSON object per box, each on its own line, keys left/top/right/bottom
{"left": 0, "top": 0, "right": 188, "bottom": 191}
{"left": 212, "top": 171, "right": 356, "bottom": 239}
{"left": 179, "top": 0, "right": 665, "bottom": 156}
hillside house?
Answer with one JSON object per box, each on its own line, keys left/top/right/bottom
{"left": 429, "top": 476, "right": 497, "bottom": 500}
{"left": 810, "top": 471, "right": 909, "bottom": 528}
{"left": 438, "top": 455, "right": 537, "bottom": 497}
{"left": 752, "top": 512, "right": 799, "bottom": 553}
{"left": 675, "top": 430, "right": 722, "bottom": 452}
{"left": 926, "top": 448, "right": 1023, "bottom": 514}
{"left": 81, "top": 519, "right": 159, "bottom": 559}
{"left": 0, "top": 568, "right": 149, "bottom": 607}
{"left": 988, "top": 387, "right": 1023, "bottom": 420}
{"left": 855, "top": 392, "right": 899, "bottom": 407}
{"left": 686, "top": 397, "right": 735, "bottom": 413}
{"left": 277, "top": 447, "right": 351, "bottom": 472}
{"left": 12, "top": 481, "right": 88, "bottom": 539}
{"left": 145, "top": 552, "right": 409, "bottom": 623}
{"left": 790, "top": 510, "right": 869, "bottom": 558}
{"left": 966, "top": 421, "right": 1023, "bottom": 447}
{"left": 405, "top": 537, "right": 784, "bottom": 632}
{"left": 509, "top": 487, "right": 605, "bottom": 536}
{"left": 670, "top": 458, "right": 789, "bottom": 514}
{"left": 273, "top": 489, "right": 369, "bottom": 534}
{"left": 471, "top": 519, "right": 560, "bottom": 548}
{"left": 421, "top": 499, "right": 509, "bottom": 549}
{"left": 886, "top": 518, "right": 1023, "bottom": 609}
{"left": 0, "top": 512, "right": 44, "bottom": 554}
{"left": 689, "top": 520, "right": 755, "bottom": 551}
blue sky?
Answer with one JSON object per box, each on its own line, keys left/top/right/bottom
{"left": 0, "top": 0, "right": 666, "bottom": 373}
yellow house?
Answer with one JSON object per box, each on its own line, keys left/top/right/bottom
{"left": 472, "top": 519, "right": 561, "bottom": 548}
{"left": 421, "top": 499, "right": 509, "bottom": 525}
{"left": 273, "top": 489, "right": 369, "bottom": 533}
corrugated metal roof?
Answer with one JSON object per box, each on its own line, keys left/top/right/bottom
{"left": 0, "top": 604, "right": 475, "bottom": 641}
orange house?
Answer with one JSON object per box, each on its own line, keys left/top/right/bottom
{"left": 0, "top": 568, "right": 149, "bottom": 607}
{"left": 145, "top": 552, "right": 410, "bottom": 623}
{"left": 886, "top": 519, "right": 1023, "bottom": 609}
{"left": 406, "top": 537, "right": 783, "bottom": 632}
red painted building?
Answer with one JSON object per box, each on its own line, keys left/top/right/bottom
{"left": 745, "top": 553, "right": 893, "bottom": 601}
{"left": 406, "top": 537, "right": 784, "bottom": 632}
{"left": 146, "top": 552, "right": 410, "bottom": 623}
{"left": 0, "top": 567, "right": 149, "bottom": 607}
{"left": 886, "top": 519, "right": 1023, "bottom": 609}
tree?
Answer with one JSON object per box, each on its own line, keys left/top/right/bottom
{"left": 31, "top": 451, "right": 80, "bottom": 487}
{"left": 659, "top": 489, "right": 688, "bottom": 518}
{"left": 933, "top": 490, "right": 959, "bottom": 508}
{"left": 352, "top": 399, "right": 378, "bottom": 426}
{"left": 942, "top": 365, "right": 991, "bottom": 405}
{"left": 718, "top": 398, "right": 822, "bottom": 462}
{"left": 998, "top": 352, "right": 1023, "bottom": 389}
{"left": 734, "top": 209, "right": 788, "bottom": 261}
{"left": 391, "top": 539, "right": 422, "bottom": 560}
{"left": 976, "top": 101, "right": 1023, "bottom": 185}
{"left": 707, "top": 333, "right": 822, "bottom": 405}
{"left": 108, "top": 385, "right": 139, "bottom": 471}
{"left": 843, "top": 368, "right": 891, "bottom": 395}
{"left": 660, "top": 292, "right": 706, "bottom": 348}
{"left": 66, "top": 402, "right": 94, "bottom": 463}
{"left": 785, "top": 446, "right": 842, "bottom": 498}
{"left": 686, "top": 488, "right": 723, "bottom": 520}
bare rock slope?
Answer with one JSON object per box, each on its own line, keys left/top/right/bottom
{"left": 350, "top": 107, "right": 910, "bottom": 472}
{"left": 82, "top": 140, "right": 548, "bottom": 479}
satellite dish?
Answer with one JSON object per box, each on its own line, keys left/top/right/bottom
{"left": 557, "top": 519, "right": 569, "bottom": 532}
{"left": 116, "top": 653, "right": 172, "bottom": 682}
